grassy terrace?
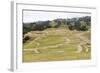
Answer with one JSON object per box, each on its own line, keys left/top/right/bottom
{"left": 23, "top": 28, "right": 91, "bottom": 62}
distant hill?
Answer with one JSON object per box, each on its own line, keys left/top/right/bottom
{"left": 23, "top": 16, "right": 91, "bottom": 34}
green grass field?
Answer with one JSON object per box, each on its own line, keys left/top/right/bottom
{"left": 23, "top": 28, "right": 91, "bottom": 62}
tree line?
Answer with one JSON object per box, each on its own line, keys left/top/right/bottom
{"left": 23, "top": 16, "right": 91, "bottom": 34}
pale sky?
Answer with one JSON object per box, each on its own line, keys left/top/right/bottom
{"left": 23, "top": 11, "right": 91, "bottom": 23}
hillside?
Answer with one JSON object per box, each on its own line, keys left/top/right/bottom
{"left": 23, "top": 28, "right": 91, "bottom": 62}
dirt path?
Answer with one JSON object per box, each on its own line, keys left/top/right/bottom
{"left": 75, "top": 33, "right": 90, "bottom": 53}
{"left": 26, "top": 33, "right": 46, "bottom": 47}
{"left": 24, "top": 35, "right": 71, "bottom": 54}
{"left": 64, "top": 37, "right": 70, "bottom": 44}
{"left": 24, "top": 48, "right": 40, "bottom": 54}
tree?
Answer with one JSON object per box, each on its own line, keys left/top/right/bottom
{"left": 68, "top": 22, "right": 75, "bottom": 30}
{"left": 79, "top": 21, "right": 88, "bottom": 31}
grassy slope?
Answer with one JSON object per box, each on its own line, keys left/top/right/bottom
{"left": 23, "top": 28, "right": 91, "bottom": 62}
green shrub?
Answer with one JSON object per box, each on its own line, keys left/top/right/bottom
{"left": 23, "top": 35, "right": 31, "bottom": 43}
{"left": 79, "top": 21, "right": 88, "bottom": 31}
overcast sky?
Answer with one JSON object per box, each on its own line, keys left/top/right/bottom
{"left": 23, "top": 11, "right": 91, "bottom": 23}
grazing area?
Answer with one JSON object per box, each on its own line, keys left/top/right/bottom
{"left": 23, "top": 28, "right": 91, "bottom": 62}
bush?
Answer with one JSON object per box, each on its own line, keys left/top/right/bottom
{"left": 79, "top": 21, "right": 88, "bottom": 31}
{"left": 23, "top": 35, "right": 31, "bottom": 43}
{"left": 68, "top": 22, "right": 75, "bottom": 30}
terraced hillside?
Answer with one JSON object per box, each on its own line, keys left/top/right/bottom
{"left": 23, "top": 28, "right": 91, "bottom": 62}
